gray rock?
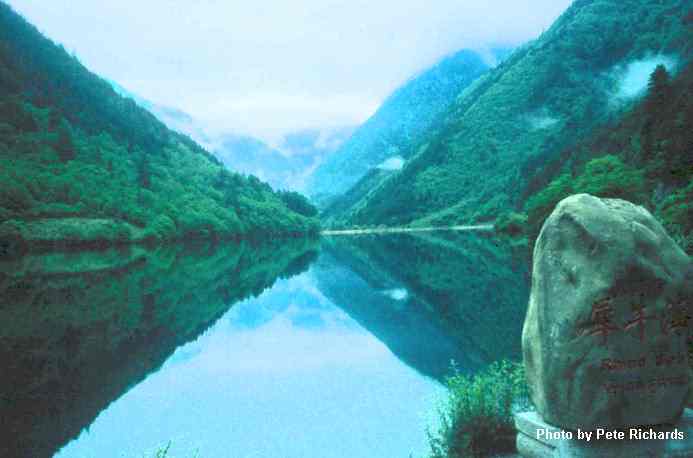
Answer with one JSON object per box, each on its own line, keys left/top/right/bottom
{"left": 522, "top": 194, "right": 693, "bottom": 430}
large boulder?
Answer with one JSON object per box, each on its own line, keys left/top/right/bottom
{"left": 523, "top": 194, "right": 693, "bottom": 430}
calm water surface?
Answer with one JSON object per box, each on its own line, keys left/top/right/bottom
{"left": 0, "top": 232, "right": 529, "bottom": 458}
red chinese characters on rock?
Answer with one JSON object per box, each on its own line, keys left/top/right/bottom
{"left": 581, "top": 297, "right": 691, "bottom": 346}
{"left": 624, "top": 304, "right": 656, "bottom": 342}
{"left": 583, "top": 297, "right": 620, "bottom": 345}
{"left": 661, "top": 299, "right": 691, "bottom": 337}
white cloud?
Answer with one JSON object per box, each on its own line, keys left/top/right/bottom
{"left": 383, "top": 288, "right": 409, "bottom": 301}
{"left": 524, "top": 108, "right": 560, "bottom": 130}
{"left": 7, "top": 0, "right": 573, "bottom": 142}
{"left": 615, "top": 54, "right": 678, "bottom": 100}
{"left": 191, "top": 92, "right": 379, "bottom": 145}
{"left": 377, "top": 156, "right": 405, "bottom": 171}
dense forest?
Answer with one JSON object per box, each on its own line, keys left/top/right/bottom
{"left": 322, "top": 0, "right": 693, "bottom": 254}
{"left": 0, "top": 2, "right": 319, "bottom": 251}
{"left": 516, "top": 60, "right": 693, "bottom": 252}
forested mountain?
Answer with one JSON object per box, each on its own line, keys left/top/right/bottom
{"left": 327, "top": 0, "right": 693, "bottom": 249}
{"left": 307, "top": 49, "right": 496, "bottom": 207}
{"left": 0, "top": 2, "right": 319, "bottom": 250}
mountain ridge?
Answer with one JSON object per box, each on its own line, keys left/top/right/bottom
{"left": 307, "top": 48, "right": 496, "bottom": 206}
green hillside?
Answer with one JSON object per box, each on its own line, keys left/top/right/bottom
{"left": 308, "top": 49, "right": 493, "bottom": 207}
{"left": 330, "top": 0, "right": 693, "bottom": 240}
{"left": 0, "top": 2, "right": 319, "bottom": 250}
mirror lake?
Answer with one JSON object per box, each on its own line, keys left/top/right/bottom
{"left": 0, "top": 231, "right": 530, "bottom": 458}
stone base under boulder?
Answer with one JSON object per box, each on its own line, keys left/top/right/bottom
{"left": 515, "top": 410, "right": 693, "bottom": 457}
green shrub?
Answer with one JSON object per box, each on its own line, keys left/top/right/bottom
{"left": 573, "top": 155, "right": 646, "bottom": 202}
{"left": 154, "top": 442, "right": 171, "bottom": 458}
{"left": 657, "top": 179, "right": 693, "bottom": 254}
{"left": 428, "top": 360, "right": 530, "bottom": 458}
{"left": 525, "top": 172, "right": 574, "bottom": 240}
{"left": 147, "top": 441, "right": 201, "bottom": 458}
{"left": 525, "top": 155, "right": 646, "bottom": 241}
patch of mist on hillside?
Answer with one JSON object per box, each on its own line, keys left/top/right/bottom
{"left": 283, "top": 162, "right": 321, "bottom": 193}
{"left": 611, "top": 54, "right": 678, "bottom": 101}
{"left": 383, "top": 288, "right": 409, "bottom": 301}
{"left": 475, "top": 46, "right": 515, "bottom": 69}
{"left": 523, "top": 108, "right": 560, "bottom": 130}
{"left": 377, "top": 156, "right": 405, "bottom": 171}
{"left": 477, "top": 48, "right": 500, "bottom": 68}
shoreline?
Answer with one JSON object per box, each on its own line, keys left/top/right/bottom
{"left": 321, "top": 224, "right": 495, "bottom": 236}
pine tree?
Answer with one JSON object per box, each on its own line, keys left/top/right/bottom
{"left": 647, "top": 65, "right": 671, "bottom": 113}
{"left": 641, "top": 65, "right": 672, "bottom": 161}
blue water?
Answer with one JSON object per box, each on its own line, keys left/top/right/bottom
{"left": 1, "top": 233, "right": 527, "bottom": 457}
{"left": 54, "top": 271, "right": 445, "bottom": 458}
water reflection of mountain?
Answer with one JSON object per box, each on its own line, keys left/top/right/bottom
{"left": 0, "top": 239, "right": 318, "bottom": 458}
{"left": 313, "top": 232, "right": 530, "bottom": 381}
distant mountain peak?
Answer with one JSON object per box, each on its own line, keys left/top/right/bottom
{"left": 308, "top": 47, "right": 497, "bottom": 205}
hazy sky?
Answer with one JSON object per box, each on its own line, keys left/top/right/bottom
{"left": 8, "top": 0, "right": 572, "bottom": 142}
